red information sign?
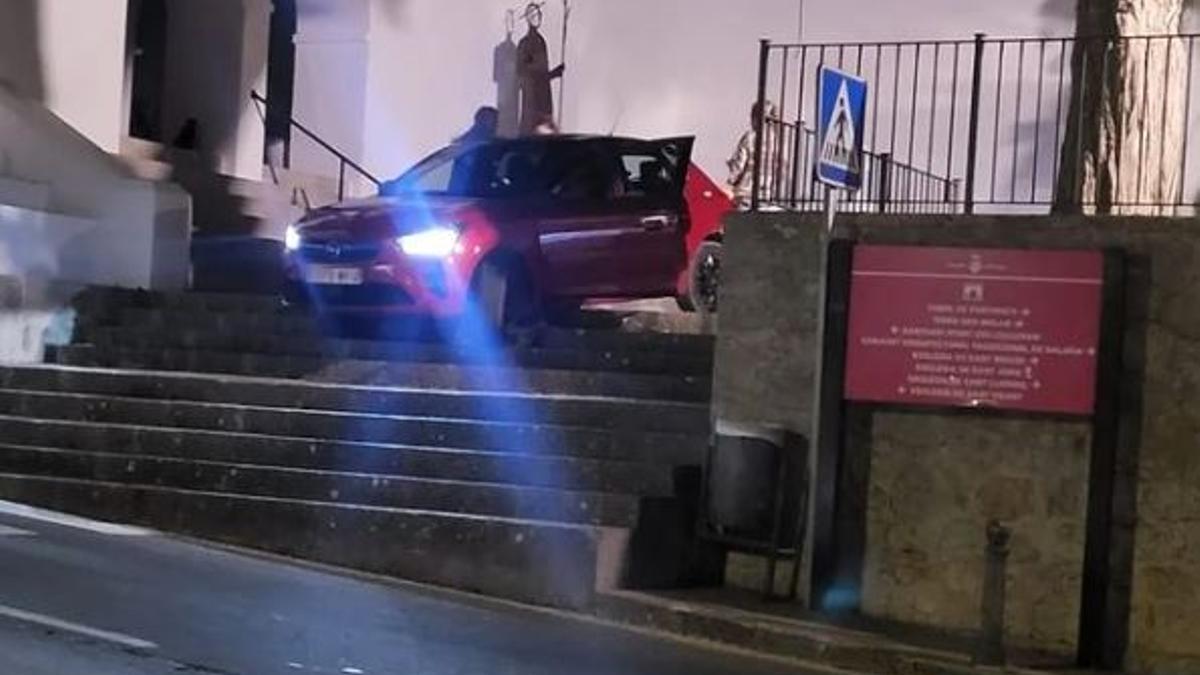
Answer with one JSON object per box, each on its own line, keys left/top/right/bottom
{"left": 844, "top": 245, "right": 1104, "bottom": 415}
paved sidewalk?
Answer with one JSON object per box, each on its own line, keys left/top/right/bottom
{"left": 594, "top": 588, "right": 1117, "bottom": 675}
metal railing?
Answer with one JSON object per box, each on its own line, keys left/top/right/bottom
{"left": 750, "top": 33, "right": 1200, "bottom": 215}
{"left": 760, "top": 117, "right": 960, "bottom": 213}
{"left": 250, "top": 90, "right": 381, "bottom": 202}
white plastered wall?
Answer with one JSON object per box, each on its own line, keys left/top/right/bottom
{"left": 345, "top": 0, "right": 1066, "bottom": 185}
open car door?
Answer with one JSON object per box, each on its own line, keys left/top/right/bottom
{"left": 597, "top": 136, "right": 695, "bottom": 296}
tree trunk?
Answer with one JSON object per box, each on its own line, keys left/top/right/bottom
{"left": 1053, "top": 0, "right": 1188, "bottom": 215}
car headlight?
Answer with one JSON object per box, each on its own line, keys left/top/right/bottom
{"left": 397, "top": 226, "right": 461, "bottom": 258}
{"left": 284, "top": 225, "right": 301, "bottom": 252}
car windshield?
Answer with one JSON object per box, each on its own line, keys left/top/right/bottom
{"left": 385, "top": 142, "right": 552, "bottom": 199}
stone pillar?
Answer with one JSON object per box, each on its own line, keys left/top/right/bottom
{"left": 161, "top": 0, "right": 269, "bottom": 180}
{"left": 290, "top": 0, "right": 370, "bottom": 180}
{"left": 232, "top": 0, "right": 272, "bottom": 180}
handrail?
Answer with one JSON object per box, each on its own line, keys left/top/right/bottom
{"left": 762, "top": 117, "right": 957, "bottom": 211}
{"left": 250, "top": 90, "right": 381, "bottom": 201}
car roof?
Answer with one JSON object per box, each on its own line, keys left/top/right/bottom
{"left": 464, "top": 134, "right": 691, "bottom": 148}
{"left": 392, "top": 134, "right": 698, "bottom": 186}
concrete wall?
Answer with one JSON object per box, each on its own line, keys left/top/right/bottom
{"left": 0, "top": 84, "right": 191, "bottom": 294}
{"left": 854, "top": 409, "right": 1089, "bottom": 652}
{"left": 713, "top": 213, "right": 823, "bottom": 435}
{"left": 715, "top": 213, "right": 1200, "bottom": 674}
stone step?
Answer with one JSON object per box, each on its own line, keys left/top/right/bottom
{"left": 84, "top": 325, "right": 714, "bottom": 377}
{"left": 0, "top": 444, "right": 642, "bottom": 527}
{"left": 0, "top": 472, "right": 614, "bottom": 609}
{"left": 0, "top": 415, "right": 678, "bottom": 496}
{"left": 74, "top": 287, "right": 285, "bottom": 315}
{"left": 47, "top": 345, "right": 712, "bottom": 403}
{"left": 593, "top": 590, "right": 981, "bottom": 674}
{"left": 100, "top": 307, "right": 717, "bottom": 357}
{"left": 190, "top": 237, "right": 288, "bottom": 295}
{"left": 0, "top": 389, "right": 707, "bottom": 464}
{"left": 0, "top": 365, "right": 710, "bottom": 433}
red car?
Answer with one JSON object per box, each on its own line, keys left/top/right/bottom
{"left": 284, "top": 135, "right": 730, "bottom": 328}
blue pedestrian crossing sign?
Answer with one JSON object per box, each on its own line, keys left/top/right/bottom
{"left": 816, "top": 66, "right": 868, "bottom": 191}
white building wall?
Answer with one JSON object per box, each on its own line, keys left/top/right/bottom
{"left": 291, "top": 0, "right": 370, "bottom": 180}
{"left": 6, "top": 0, "right": 130, "bottom": 153}
{"left": 356, "top": 0, "right": 1061, "bottom": 185}
{"left": 361, "top": 0, "right": 806, "bottom": 182}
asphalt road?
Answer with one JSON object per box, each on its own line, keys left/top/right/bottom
{"left": 0, "top": 504, "right": 821, "bottom": 675}
{"left": 0, "top": 616, "right": 188, "bottom": 675}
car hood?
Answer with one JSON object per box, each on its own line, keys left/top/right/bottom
{"left": 296, "top": 195, "right": 480, "bottom": 239}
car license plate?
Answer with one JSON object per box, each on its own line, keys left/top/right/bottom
{"left": 305, "top": 266, "right": 363, "bottom": 286}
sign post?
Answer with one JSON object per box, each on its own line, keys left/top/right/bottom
{"left": 805, "top": 65, "right": 867, "bottom": 608}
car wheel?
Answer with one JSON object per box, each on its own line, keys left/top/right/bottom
{"left": 688, "top": 240, "right": 722, "bottom": 314}
{"left": 472, "top": 259, "right": 538, "bottom": 335}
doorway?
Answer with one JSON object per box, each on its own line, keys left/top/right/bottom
{"left": 264, "top": 0, "right": 297, "bottom": 166}
{"left": 127, "top": 0, "right": 168, "bottom": 141}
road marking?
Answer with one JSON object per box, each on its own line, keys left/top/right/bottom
{"left": 0, "top": 525, "right": 33, "bottom": 537}
{"left": 0, "top": 501, "right": 154, "bottom": 536}
{"left": 0, "top": 604, "right": 157, "bottom": 652}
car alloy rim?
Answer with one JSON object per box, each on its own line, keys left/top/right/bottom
{"left": 697, "top": 249, "right": 720, "bottom": 312}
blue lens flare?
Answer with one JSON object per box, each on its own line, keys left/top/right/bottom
{"left": 292, "top": 165, "right": 565, "bottom": 522}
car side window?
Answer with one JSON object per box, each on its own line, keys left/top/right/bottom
{"left": 547, "top": 146, "right": 621, "bottom": 201}
{"left": 391, "top": 148, "right": 480, "bottom": 195}
{"left": 619, "top": 153, "right": 674, "bottom": 198}
{"left": 477, "top": 145, "right": 548, "bottom": 198}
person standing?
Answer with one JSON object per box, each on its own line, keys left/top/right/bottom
{"left": 726, "top": 100, "right": 782, "bottom": 208}
{"left": 516, "top": 3, "right": 564, "bottom": 136}
{"left": 454, "top": 107, "right": 499, "bottom": 145}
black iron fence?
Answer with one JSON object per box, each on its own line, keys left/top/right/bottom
{"left": 750, "top": 33, "right": 1200, "bottom": 216}
{"left": 760, "top": 117, "right": 960, "bottom": 213}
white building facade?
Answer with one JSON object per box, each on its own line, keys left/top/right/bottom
{"left": 29, "top": 0, "right": 1066, "bottom": 193}
{"left": 0, "top": 0, "right": 1065, "bottom": 332}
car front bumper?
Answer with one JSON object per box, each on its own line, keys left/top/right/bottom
{"left": 284, "top": 247, "right": 475, "bottom": 317}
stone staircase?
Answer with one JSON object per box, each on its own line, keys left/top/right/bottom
{"left": 0, "top": 289, "right": 720, "bottom": 609}
{"left": 115, "top": 137, "right": 343, "bottom": 294}
{"left": 117, "top": 136, "right": 317, "bottom": 238}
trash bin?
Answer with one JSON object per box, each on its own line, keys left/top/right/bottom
{"left": 705, "top": 420, "right": 804, "bottom": 543}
